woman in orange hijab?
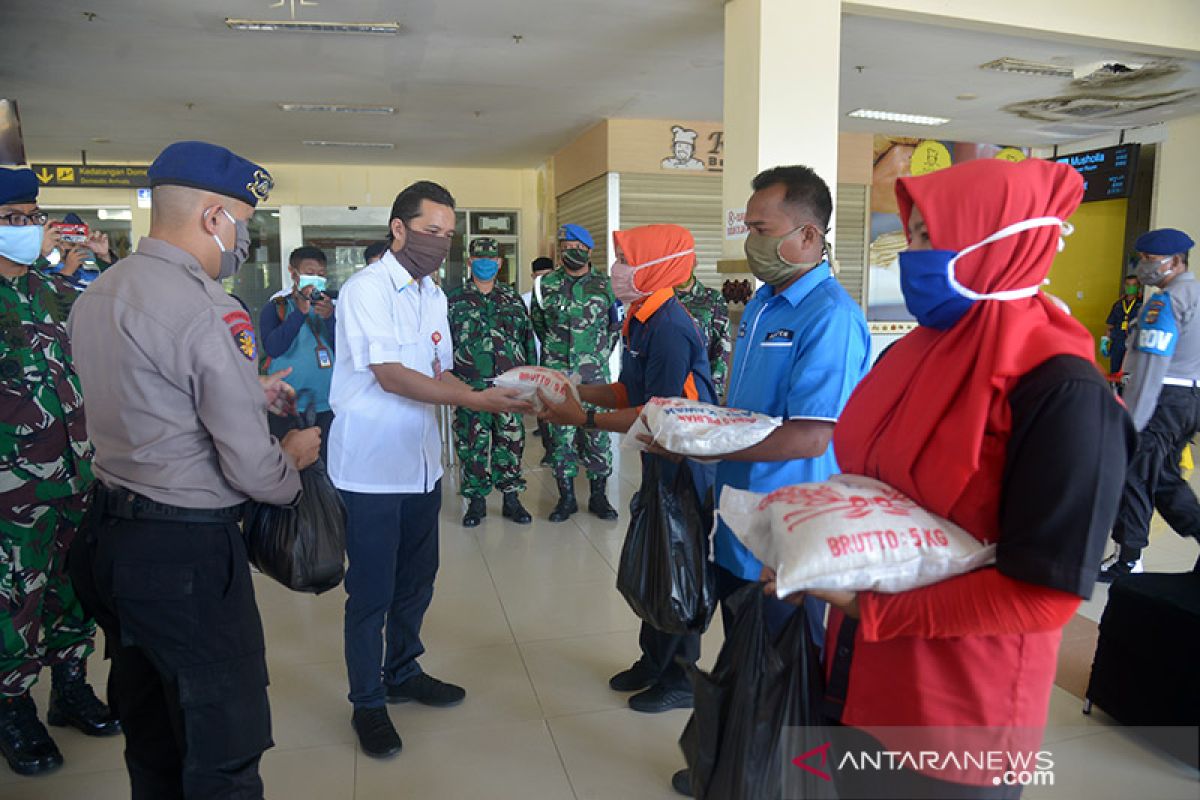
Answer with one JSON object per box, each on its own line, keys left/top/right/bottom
{"left": 541, "top": 223, "right": 718, "bottom": 713}
{"left": 771, "top": 158, "right": 1135, "bottom": 798}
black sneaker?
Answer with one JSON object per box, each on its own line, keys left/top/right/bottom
{"left": 671, "top": 768, "right": 693, "bottom": 797}
{"left": 609, "top": 659, "right": 657, "bottom": 692}
{"left": 351, "top": 707, "right": 402, "bottom": 758}
{"left": 462, "top": 497, "right": 486, "bottom": 528}
{"left": 1097, "top": 551, "right": 1143, "bottom": 583}
{"left": 386, "top": 673, "right": 466, "bottom": 708}
{"left": 628, "top": 685, "right": 693, "bottom": 714}
{"left": 0, "top": 694, "right": 64, "bottom": 776}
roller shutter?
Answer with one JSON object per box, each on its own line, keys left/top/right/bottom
{"left": 619, "top": 173, "right": 722, "bottom": 289}
{"left": 555, "top": 175, "right": 610, "bottom": 272}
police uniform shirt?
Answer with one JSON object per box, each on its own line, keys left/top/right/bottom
{"left": 1123, "top": 271, "right": 1200, "bottom": 430}
{"left": 712, "top": 262, "right": 871, "bottom": 580}
{"left": 66, "top": 237, "right": 301, "bottom": 508}
{"left": 328, "top": 249, "right": 452, "bottom": 494}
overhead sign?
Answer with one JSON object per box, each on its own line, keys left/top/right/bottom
{"left": 32, "top": 163, "right": 150, "bottom": 188}
{"left": 1054, "top": 144, "right": 1139, "bottom": 203}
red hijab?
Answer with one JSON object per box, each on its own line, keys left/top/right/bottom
{"left": 834, "top": 158, "right": 1095, "bottom": 540}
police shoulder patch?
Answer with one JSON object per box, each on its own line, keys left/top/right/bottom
{"left": 223, "top": 310, "right": 257, "bottom": 361}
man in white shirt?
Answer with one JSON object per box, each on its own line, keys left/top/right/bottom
{"left": 521, "top": 256, "right": 554, "bottom": 464}
{"left": 328, "top": 181, "right": 529, "bottom": 759}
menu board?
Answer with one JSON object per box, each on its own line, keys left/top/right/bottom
{"left": 1055, "top": 144, "right": 1140, "bottom": 203}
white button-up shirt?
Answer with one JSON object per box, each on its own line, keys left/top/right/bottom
{"left": 328, "top": 250, "right": 453, "bottom": 494}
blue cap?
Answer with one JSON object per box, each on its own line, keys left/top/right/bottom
{"left": 558, "top": 223, "right": 594, "bottom": 249}
{"left": 0, "top": 168, "right": 39, "bottom": 205}
{"left": 148, "top": 141, "right": 273, "bottom": 207}
{"left": 63, "top": 212, "right": 84, "bottom": 225}
{"left": 1135, "top": 228, "right": 1194, "bottom": 256}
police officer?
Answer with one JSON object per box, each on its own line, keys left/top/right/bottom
{"left": 674, "top": 273, "right": 732, "bottom": 401}
{"left": 0, "top": 168, "right": 119, "bottom": 778}
{"left": 66, "top": 142, "right": 322, "bottom": 798}
{"left": 447, "top": 237, "right": 536, "bottom": 526}
{"left": 1101, "top": 228, "right": 1200, "bottom": 581}
{"left": 529, "top": 224, "right": 621, "bottom": 522}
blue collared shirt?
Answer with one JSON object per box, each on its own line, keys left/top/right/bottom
{"left": 713, "top": 263, "right": 870, "bottom": 579}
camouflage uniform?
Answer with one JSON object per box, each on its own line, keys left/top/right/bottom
{"left": 530, "top": 268, "right": 622, "bottom": 480}
{"left": 447, "top": 279, "right": 536, "bottom": 498}
{"left": 675, "top": 277, "right": 732, "bottom": 401}
{"left": 0, "top": 270, "right": 94, "bottom": 697}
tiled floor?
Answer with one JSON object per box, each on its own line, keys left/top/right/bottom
{"left": 4, "top": 443, "right": 1198, "bottom": 798}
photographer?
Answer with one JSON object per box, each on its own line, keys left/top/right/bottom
{"left": 36, "top": 213, "right": 113, "bottom": 289}
{"left": 260, "top": 245, "right": 336, "bottom": 460}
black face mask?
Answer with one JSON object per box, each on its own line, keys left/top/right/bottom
{"left": 560, "top": 246, "right": 591, "bottom": 271}
{"left": 399, "top": 228, "right": 452, "bottom": 280}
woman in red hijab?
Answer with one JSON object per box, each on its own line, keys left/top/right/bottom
{"left": 541, "top": 224, "right": 718, "bottom": 713}
{"left": 772, "top": 158, "right": 1135, "bottom": 798}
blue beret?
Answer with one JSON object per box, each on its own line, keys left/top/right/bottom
{"left": 1135, "top": 228, "right": 1194, "bottom": 256}
{"left": 0, "top": 168, "right": 39, "bottom": 205}
{"left": 148, "top": 141, "right": 273, "bottom": 207}
{"left": 558, "top": 223, "right": 594, "bottom": 249}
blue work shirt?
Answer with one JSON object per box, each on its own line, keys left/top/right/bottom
{"left": 713, "top": 263, "right": 870, "bottom": 579}
{"left": 259, "top": 293, "right": 337, "bottom": 413}
{"left": 621, "top": 289, "right": 716, "bottom": 497}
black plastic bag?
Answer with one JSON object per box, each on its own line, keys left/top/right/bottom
{"left": 616, "top": 458, "right": 716, "bottom": 636}
{"left": 680, "top": 583, "right": 835, "bottom": 800}
{"left": 243, "top": 398, "right": 346, "bottom": 594}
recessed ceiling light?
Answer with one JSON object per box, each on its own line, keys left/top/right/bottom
{"left": 979, "top": 57, "right": 1075, "bottom": 78}
{"left": 91, "top": 137, "right": 111, "bottom": 143}
{"left": 302, "top": 140, "right": 395, "bottom": 149}
{"left": 847, "top": 109, "right": 949, "bottom": 126}
{"left": 279, "top": 103, "right": 396, "bottom": 114}
{"left": 225, "top": 19, "right": 401, "bottom": 35}
{"left": 956, "top": 93, "right": 978, "bottom": 101}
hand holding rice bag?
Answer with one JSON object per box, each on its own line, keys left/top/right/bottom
{"left": 493, "top": 366, "right": 580, "bottom": 412}
{"left": 632, "top": 397, "right": 782, "bottom": 458}
{"left": 719, "top": 474, "right": 995, "bottom": 595}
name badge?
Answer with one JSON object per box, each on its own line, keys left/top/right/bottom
{"left": 315, "top": 345, "right": 332, "bottom": 369}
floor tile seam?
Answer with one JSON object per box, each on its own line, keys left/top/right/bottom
{"left": 541, "top": 718, "right": 584, "bottom": 800}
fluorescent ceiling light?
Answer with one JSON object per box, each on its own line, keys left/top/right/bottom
{"left": 97, "top": 209, "right": 132, "bottom": 220}
{"left": 225, "top": 19, "right": 401, "bottom": 35}
{"left": 847, "top": 109, "right": 949, "bottom": 126}
{"left": 302, "top": 140, "right": 395, "bottom": 149}
{"left": 979, "top": 57, "right": 1075, "bottom": 78}
{"left": 279, "top": 103, "right": 396, "bottom": 114}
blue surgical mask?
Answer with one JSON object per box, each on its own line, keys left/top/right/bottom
{"left": 898, "top": 216, "right": 1071, "bottom": 330}
{"left": 471, "top": 258, "right": 500, "bottom": 281}
{"left": 0, "top": 225, "right": 45, "bottom": 266}
{"left": 297, "top": 274, "right": 327, "bottom": 293}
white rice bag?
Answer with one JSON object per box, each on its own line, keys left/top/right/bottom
{"left": 718, "top": 474, "right": 995, "bottom": 595}
{"left": 628, "top": 397, "right": 782, "bottom": 458}
{"left": 493, "top": 366, "right": 580, "bottom": 412}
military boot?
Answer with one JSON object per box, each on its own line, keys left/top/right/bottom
{"left": 462, "top": 497, "right": 486, "bottom": 528}
{"left": 47, "top": 660, "right": 121, "bottom": 737}
{"left": 549, "top": 477, "right": 578, "bottom": 522}
{"left": 0, "top": 693, "right": 63, "bottom": 776}
{"left": 588, "top": 478, "right": 619, "bottom": 521}
{"left": 501, "top": 491, "right": 532, "bottom": 524}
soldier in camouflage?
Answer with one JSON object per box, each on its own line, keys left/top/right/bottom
{"left": 530, "top": 224, "right": 622, "bottom": 522}
{"left": 675, "top": 275, "right": 731, "bottom": 401}
{"left": 0, "top": 168, "right": 119, "bottom": 778}
{"left": 448, "top": 238, "right": 537, "bottom": 527}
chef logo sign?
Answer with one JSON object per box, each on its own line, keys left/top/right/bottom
{"left": 661, "top": 125, "right": 723, "bottom": 173}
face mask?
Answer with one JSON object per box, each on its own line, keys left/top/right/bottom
{"left": 212, "top": 209, "right": 250, "bottom": 280}
{"left": 0, "top": 225, "right": 45, "bottom": 266}
{"left": 1135, "top": 256, "right": 1172, "bottom": 287}
{"left": 1124, "top": 284, "right": 1139, "bottom": 296}
{"left": 400, "top": 228, "right": 452, "bottom": 280}
{"left": 471, "top": 258, "right": 500, "bottom": 281}
{"left": 898, "top": 216, "right": 1070, "bottom": 330}
{"left": 297, "top": 274, "right": 327, "bottom": 294}
{"left": 743, "top": 227, "right": 821, "bottom": 286}
{"left": 560, "top": 246, "right": 590, "bottom": 271}
{"left": 610, "top": 247, "right": 695, "bottom": 305}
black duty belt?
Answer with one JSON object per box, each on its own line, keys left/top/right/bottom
{"left": 94, "top": 484, "right": 244, "bottom": 524}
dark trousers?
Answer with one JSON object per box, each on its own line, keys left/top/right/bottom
{"left": 69, "top": 515, "right": 271, "bottom": 800}
{"left": 715, "top": 564, "right": 827, "bottom": 657}
{"left": 639, "top": 623, "right": 699, "bottom": 691}
{"left": 341, "top": 482, "right": 441, "bottom": 709}
{"left": 269, "top": 409, "right": 333, "bottom": 465}
{"left": 1112, "top": 386, "right": 1200, "bottom": 553}
{"left": 1110, "top": 340, "right": 1128, "bottom": 375}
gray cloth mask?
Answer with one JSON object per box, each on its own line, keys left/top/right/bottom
{"left": 213, "top": 209, "right": 251, "bottom": 280}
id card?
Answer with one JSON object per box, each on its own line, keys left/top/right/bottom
{"left": 316, "top": 345, "right": 332, "bottom": 369}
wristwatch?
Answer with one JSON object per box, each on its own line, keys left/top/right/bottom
{"left": 584, "top": 409, "right": 597, "bottom": 430}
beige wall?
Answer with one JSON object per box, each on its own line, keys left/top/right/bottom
{"left": 838, "top": 132, "right": 874, "bottom": 185}
{"left": 552, "top": 123, "right": 609, "bottom": 198}
{"left": 1151, "top": 114, "right": 1200, "bottom": 236}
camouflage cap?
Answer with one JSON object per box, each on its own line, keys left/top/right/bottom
{"left": 469, "top": 237, "right": 500, "bottom": 258}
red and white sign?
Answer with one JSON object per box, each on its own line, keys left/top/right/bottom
{"left": 725, "top": 208, "right": 748, "bottom": 240}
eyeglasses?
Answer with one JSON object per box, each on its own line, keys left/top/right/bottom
{"left": 0, "top": 211, "right": 49, "bottom": 227}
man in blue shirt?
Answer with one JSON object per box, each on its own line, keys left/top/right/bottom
{"left": 259, "top": 245, "right": 336, "bottom": 461}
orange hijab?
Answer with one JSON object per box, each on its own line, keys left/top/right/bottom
{"left": 612, "top": 224, "right": 695, "bottom": 332}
